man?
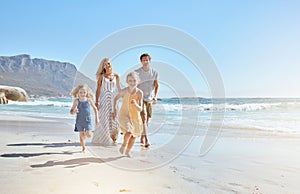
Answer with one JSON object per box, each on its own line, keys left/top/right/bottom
{"left": 135, "top": 53, "right": 159, "bottom": 148}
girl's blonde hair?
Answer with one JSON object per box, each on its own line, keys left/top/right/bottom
{"left": 96, "top": 58, "right": 113, "bottom": 79}
{"left": 70, "top": 84, "right": 94, "bottom": 99}
{"left": 126, "top": 71, "right": 140, "bottom": 83}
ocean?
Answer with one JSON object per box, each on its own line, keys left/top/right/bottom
{"left": 1, "top": 97, "right": 300, "bottom": 136}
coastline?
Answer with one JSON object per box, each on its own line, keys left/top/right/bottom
{"left": 1, "top": 114, "right": 300, "bottom": 193}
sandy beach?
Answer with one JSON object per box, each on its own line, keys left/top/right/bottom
{"left": 1, "top": 114, "right": 300, "bottom": 194}
{"left": 0, "top": 115, "right": 199, "bottom": 194}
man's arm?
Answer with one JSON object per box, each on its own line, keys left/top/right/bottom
{"left": 153, "top": 80, "right": 159, "bottom": 103}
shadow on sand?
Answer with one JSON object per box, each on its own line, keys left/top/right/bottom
{"left": 3, "top": 141, "right": 124, "bottom": 168}
{"left": 0, "top": 151, "right": 79, "bottom": 158}
{"left": 30, "top": 156, "right": 124, "bottom": 168}
{"left": 7, "top": 142, "right": 81, "bottom": 148}
{"left": 1, "top": 142, "right": 81, "bottom": 158}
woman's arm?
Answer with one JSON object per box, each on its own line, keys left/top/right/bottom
{"left": 89, "top": 98, "right": 99, "bottom": 124}
{"left": 115, "top": 73, "right": 121, "bottom": 92}
{"left": 111, "top": 89, "right": 125, "bottom": 119}
{"left": 95, "top": 76, "right": 103, "bottom": 108}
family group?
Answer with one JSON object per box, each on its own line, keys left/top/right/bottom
{"left": 70, "top": 53, "right": 159, "bottom": 157}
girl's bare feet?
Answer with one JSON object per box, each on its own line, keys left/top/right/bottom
{"left": 140, "top": 135, "right": 145, "bottom": 144}
{"left": 82, "top": 146, "right": 86, "bottom": 153}
{"left": 125, "top": 150, "right": 132, "bottom": 158}
{"left": 119, "top": 144, "right": 126, "bottom": 154}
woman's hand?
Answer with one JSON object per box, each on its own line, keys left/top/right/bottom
{"left": 95, "top": 102, "right": 99, "bottom": 110}
{"left": 111, "top": 112, "right": 116, "bottom": 120}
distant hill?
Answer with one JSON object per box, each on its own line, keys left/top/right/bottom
{"left": 0, "top": 54, "right": 96, "bottom": 97}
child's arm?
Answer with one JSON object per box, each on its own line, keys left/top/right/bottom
{"left": 70, "top": 99, "right": 78, "bottom": 114}
{"left": 111, "top": 89, "right": 124, "bottom": 119}
{"left": 131, "top": 89, "right": 143, "bottom": 112}
{"left": 89, "top": 98, "right": 99, "bottom": 124}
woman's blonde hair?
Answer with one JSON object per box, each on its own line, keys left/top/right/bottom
{"left": 96, "top": 58, "right": 113, "bottom": 79}
{"left": 70, "top": 84, "right": 94, "bottom": 99}
{"left": 126, "top": 71, "right": 140, "bottom": 83}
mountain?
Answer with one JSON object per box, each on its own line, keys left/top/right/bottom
{"left": 0, "top": 54, "right": 96, "bottom": 97}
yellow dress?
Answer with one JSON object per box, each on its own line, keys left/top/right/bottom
{"left": 118, "top": 91, "right": 142, "bottom": 137}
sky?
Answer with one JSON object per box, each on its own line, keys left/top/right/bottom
{"left": 1, "top": 0, "right": 300, "bottom": 98}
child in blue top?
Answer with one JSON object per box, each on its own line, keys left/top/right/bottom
{"left": 70, "top": 84, "right": 99, "bottom": 153}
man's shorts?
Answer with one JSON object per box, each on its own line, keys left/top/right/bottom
{"left": 141, "top": 101, "right": 152, "bottom": 118}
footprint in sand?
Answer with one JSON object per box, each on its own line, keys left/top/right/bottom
{"left": 92, "top": 181, "right": 100, "bottom": 187}
{"left": 119, "top": 189, "right": 132, "bottom": 192}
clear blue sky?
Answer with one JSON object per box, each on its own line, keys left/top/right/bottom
{"left": 1, "top": 0, "right": 300, "bottom": 97}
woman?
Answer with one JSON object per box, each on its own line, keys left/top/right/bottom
{"left": 92, "top": 58, "right": 121, "bottom": 145}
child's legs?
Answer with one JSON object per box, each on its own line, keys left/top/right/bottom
{"left": 79, "top": 131, "right": 85, "bottom": 151}
{"left": 122, "top": 132, "right": 131, "bottom": 146}
{"left": 125, "top": 135, "right": 136, "bottom": 155}
{"left": 119, "top": 132, "right": 131, "bottom": 154}
{"left": 85, "top": 130, "right": 91, "bottom": 138}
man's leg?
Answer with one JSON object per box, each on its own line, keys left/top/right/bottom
{"left": 140, "top": 114, "right": 147, "bottom": 144}
{"left": 144, "top": 115, "right": 150, "bottom": 147}
{"left": 140, "top": 101, "right": 147, "bottom": 144}
{"left": 143, "top": 102, "right": 152, "bottom": 147}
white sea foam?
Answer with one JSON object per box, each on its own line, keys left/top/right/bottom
{"left": 1, "top": 97, "right": 300, "bottom": 135}
{"left": 154, "top": 101, "right": 300, "bottom": 112}
{"left": 7, "top": 98, "right": 72, "bottom": 107}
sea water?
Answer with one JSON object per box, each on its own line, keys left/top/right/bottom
{"left": 1, "top": 97, "right": 300, "bottom": 135}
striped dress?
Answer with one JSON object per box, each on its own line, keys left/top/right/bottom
{"left": 92, "top": 75, "right": 119, "bottom": 145}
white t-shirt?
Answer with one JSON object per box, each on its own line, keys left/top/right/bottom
{"left": 135, "top": 67, "right": 159, "bottom": 102}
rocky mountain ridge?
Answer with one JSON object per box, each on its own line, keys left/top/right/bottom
{"left": 0, "top": 54, "right": 95, "bottom": 97}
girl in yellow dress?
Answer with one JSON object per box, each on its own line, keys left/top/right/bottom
{"left": 112, "top": 72, "right": 143, "bottom": 157}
